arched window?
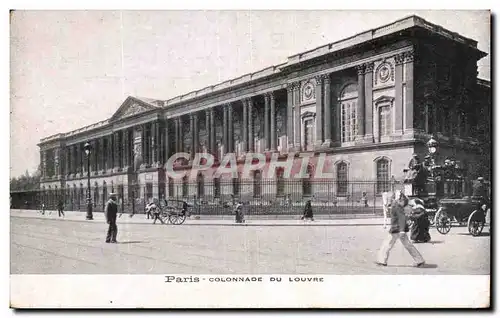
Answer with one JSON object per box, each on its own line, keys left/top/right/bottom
{"left": 376, "top": 158, "right": 390, "bottom": 194}
{"left": 253, "top": 170, "right": 262, "bottom": 198}
{"left": 168, "top": 177, "right": 174, "bottom": 198}
{"left": 339, "top": 83, "right": 358, "bottom": 143}
{"left": 302, "top": 165, "right": 313, "bottom": 197}
{"left": 336, "top": 162, "right": 348, "bottom": 196}
{"left": 213, "top": 177, "right": 221, "bottom": 199}
{"left": 276, "top": 168, "right": 285, "bottom": 197}
{"left": 182, "top": 175, "right": 189, "bottom": 198}
{"left": 197, "top": 173, "right": 205, "bottom": 198}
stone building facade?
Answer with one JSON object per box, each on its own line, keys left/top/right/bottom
{"left": 38, "top": 15, "right": 490, "bottom": 210}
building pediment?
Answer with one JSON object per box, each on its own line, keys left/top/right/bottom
{"left": 109, "top": 96, "right": 160, "bottom": 122}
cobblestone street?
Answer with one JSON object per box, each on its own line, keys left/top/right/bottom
{"left": 10, "top": 213, "right": 490, "bottom": 275}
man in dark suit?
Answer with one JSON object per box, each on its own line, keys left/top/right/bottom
{"left": 105, "top": 193, "right": 119, "bottom": 243}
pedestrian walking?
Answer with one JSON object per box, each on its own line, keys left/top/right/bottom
{"left": 234, "top": 203, "right": 245, "bottom": 223}
{"left": 301, "top": 199, "right": 314, "bottom": 221}
{"left": 105, "top": 193, "right": 119, "bottom": 243}
{"left": 151, "top": 200, "right": 165, "bottom": 225}
{"left": 40, "top": 202, "right": 46, "bottom": 215}
{"left": 375, "top": 190, "right": 425, "bottom": 267}
{"left": 57, "top": 199, "right": 65, "bottom": 217}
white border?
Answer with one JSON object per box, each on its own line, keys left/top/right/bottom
{"left": 10, "top": 275, "right": 490, "bottom": 308}
{"left": 5, "top": 2, "right": 497, "bottom": 314}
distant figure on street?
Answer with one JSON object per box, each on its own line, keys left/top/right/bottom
{"left": 40, "top": 202, "right": 46, "bottom": 215}
{"left": 105, "top": 193, "right": 119, "bottom": 243}
{"left": 234, "top": 202, "right": 245, "bottom": 223}
{"left": 361, "top": 192, "right": 369, "bottom": 207}
{"left": 145, "top": 199, "right": 155, "bottom": 219}
{"left": 376, "top": 191, "right": 425, "bottom": 267}
{"left": 57, "top": 199, "right": 65, "bottom": 218}
{"left": 150, "top": 200, "right": 164, "bottom": 225}
{"left": 301, "top": 200, "right": 314, "bottom": 221}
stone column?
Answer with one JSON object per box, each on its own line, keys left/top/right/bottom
{"left": 65, "top": 146, "right": 70, "bottom": 176}
{"left": 228, "top": 105, "right": 233, "bottom": 153}
{"left": 90, "top": 140, "right": 96, "bottom": 172}
{"left": 194, "top": 113, "right": 199, "bottom": 155}
{"left": 154, "top": 120, "right": 160, "bottom": 165}
{"left": 270, "top": 91, "right": 276, "bottom": 151}
{"left": 158, "top": 122, "right": 164, "bottom": 164}
{"left": 356, "top": 64, "right": 365, "bottom": 138}
{"left": 209, "top": 109, "right": 216, "bottom": 155}
{"left": 42, "top": 150, "right": 47, "bottom": 178}
{"left": 264, "top": 93, "right": 270, "bottom": 151}
{"left": 107, "top": 135, "right": 113, "bottom": 171}
{"left": 190, "top": 114, "right": 195, "bottom": 160}
{"left": 322, "top": 74, "right": 333, "bottom": 147}
{"left": 205, "top": 110, "right": 211, "bottom": 154}
{"left": 286, "top": 84, "right": 294, "bottom": 150}
{"left": 364, "top": 62, "right": 375, "bottom": 142}
{"left": 114, "top": 131, "right": 120, "bottom": 169}
{"left": 76, "top": 144, "right": 81, "bottom": 174}
{"left": 178, "top": 118, "right": 184, "bottom": 153}
{"left": 242, "top": 99, "right": 248, "bottom": 152}
{"left": 100, "top": 137, "right": 105, "bottom": 172}
{"left": 123, "top": 129, "right": 129, "bottom": 169}
{"left": 222, "top": 106, "right": 228, "bottom": 154}
{"left": 404, "top": 50, "right": 415, "bottom": 135}
{"left": 394, "top": 53, "right": 405, "bottom": 135}
{"left": 163, "top": 120, "right": 169, "bottom": 162}
{"left": 315, "top": 76, "right": 324, "bottom": 147}
{"left": 174, "top": 118, "right": 180, "bottom": 153}
{"left": 294, "top": 84, "right": 301, "bottom": 150}
{"left": 140, "top": 124, "right": 147, "bottom": 166}
{"left": 247, "top": 97, "right": 254, "bottom": 152}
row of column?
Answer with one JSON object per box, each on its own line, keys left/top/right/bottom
{"left": 172, "top": 91, "right": 278, "bottom": 161}
{"left": 42, "top": 121, "right": 168, "bottom": 179}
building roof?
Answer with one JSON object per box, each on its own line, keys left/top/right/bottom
{"left": 40, "top": 14, "right": 488, "bottom": 146}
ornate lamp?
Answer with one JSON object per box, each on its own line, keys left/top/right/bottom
{"left": 84, "top": 142, "right": 93, "bottom": 220}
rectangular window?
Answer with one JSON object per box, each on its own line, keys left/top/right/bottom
{"left": 341, "top": 101, "right": 357, "bottom": 142}
{"left": 379, "top": 106, "right": 391, "bottom": 139}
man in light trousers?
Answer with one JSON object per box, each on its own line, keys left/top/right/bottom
{"left": 376, "top": 190, "right": 425, "bottom": 267}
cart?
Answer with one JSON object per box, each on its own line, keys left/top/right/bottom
{"left": 155, "top": 199, "right": 190, "bottom": 225}
{"left": 404, "top": 159, "right": 490, "bottom": 236}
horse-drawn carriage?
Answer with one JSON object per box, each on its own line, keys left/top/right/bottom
{"left": 403, "top": 157, "right": 490, "bottom": 236}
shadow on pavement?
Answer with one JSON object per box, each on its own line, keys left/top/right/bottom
{"left": 457, "top": 232, "right": 490, "bottom": 237}
{"left": 387, "top": 263, "right": 438, "bottom": 269}
{"left": 117, "top": 241, "right": 147, "bottom": 244}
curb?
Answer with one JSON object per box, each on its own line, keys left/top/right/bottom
{"left": 10, "top": 215, "right": 384, "bottom": 227}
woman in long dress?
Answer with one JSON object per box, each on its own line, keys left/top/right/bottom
{"left": 409, "top": 199, "right": 431, "bottom": 243}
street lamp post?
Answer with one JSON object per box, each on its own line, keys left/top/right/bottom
{"left": 84, "top": 142, "right": 93, "bottom": 220}
{"left": 426, "top": 135, "right": 438, "bottom": 168}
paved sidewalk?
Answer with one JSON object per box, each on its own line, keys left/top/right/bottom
{"left": 10, "top": 209, "right": 385, "bottom": 226}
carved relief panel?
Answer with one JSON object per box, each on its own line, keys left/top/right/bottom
{"left": 373, "top": 57, "right": 396, "bottom": 89}
{"left": 300, "top": 79, "right": 316, "bottom": 105}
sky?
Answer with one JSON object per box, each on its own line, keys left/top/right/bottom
{"left": 9, "top": 10, "right": 490, "bottom": 178}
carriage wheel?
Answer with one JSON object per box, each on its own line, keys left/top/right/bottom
{"left": 169, "top": 213, "right": 187, "bottom": 225}
{"left": 435, "top": 210, "right": 452, "bottom": 235}
{"left": 467, "top": 210, "right": 485, "bottom": 237}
